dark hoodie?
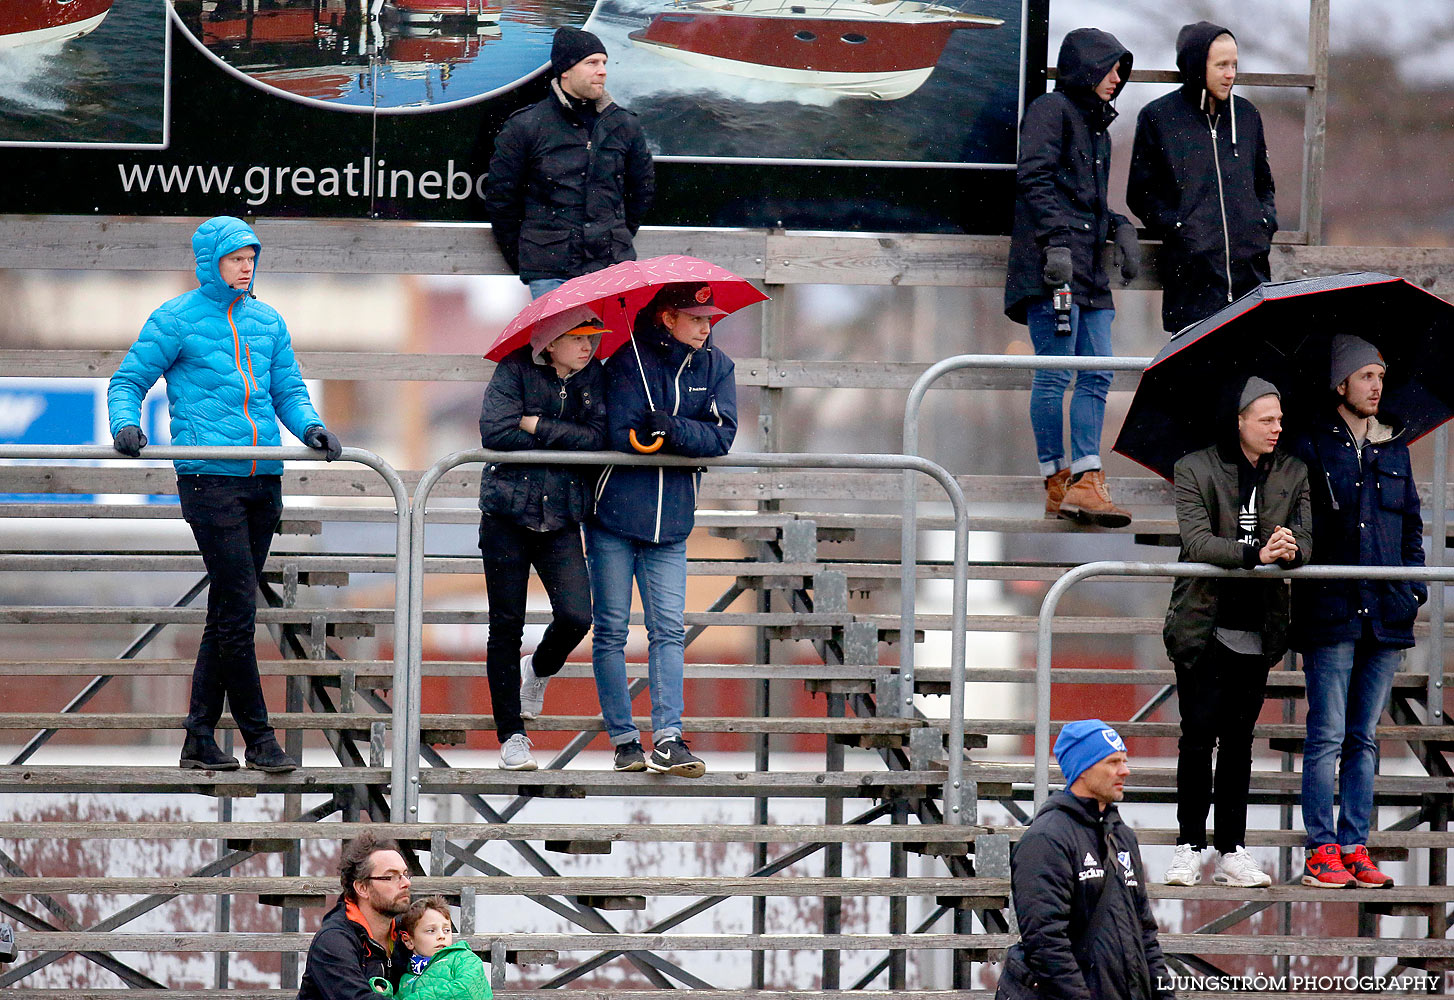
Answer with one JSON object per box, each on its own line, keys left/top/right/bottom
{"left": 997, "top": 791, "right": 1172, "bottom": 1000}
{"left": 1005, "top": 29, "right": 1134, "bottom": 324}
{"left": 1128, "top": 21, "right": 1278, "bottom": 332}
{"left": 297, "top": 897, "right": 407, "bottom": 1000}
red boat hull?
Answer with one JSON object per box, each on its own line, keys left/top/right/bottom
{"left": 0, "top": 0, "right": 115, "bottom": 45}
{"left": 630, "top": 11, "right": 958, "bottom": 74}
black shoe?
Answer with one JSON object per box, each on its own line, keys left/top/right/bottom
{"left": 245, "top": 740, "right": 298, "bottom": 774}
{"left": 613, "top": 740, "right": 647, "bottom": 772}
{"left": 646, "top": 737, "right": 705, "bottom": 778}
{"left": 179, "top": 735, "right": 240, "bottom": 771}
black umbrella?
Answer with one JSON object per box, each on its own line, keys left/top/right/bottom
{"left": 1113, "top": 272, "right": 1454, "bottom": 481}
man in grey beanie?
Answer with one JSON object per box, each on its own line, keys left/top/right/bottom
{"left": 1162, "top": 375, "right": 1310, "bottom": 888}
{"left": 1289, "top": 334, "right": 1421, "bottom": 888}
{"left": 484, "top": 26, "right": 655, "bottom": 296}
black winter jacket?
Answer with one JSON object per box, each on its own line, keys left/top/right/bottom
{"left": 484, "top": 80, "right": 655, "bottom": 283}
{"left": 1289, "top": 414, "right": 1426, "bottom": 650}
{"left": 297, "top": 898, "right": 406, "bottom": 1000}
{"left": 478, "top": 346, "right": 607, "bottom": 530}
{"left": 1004, "top": 28, "right": 1133, "bottom": 324}
{"left": 1164, "top": 441, "right": 1311, "bottom": 665}
{"left": 1000, "top": 792, "right": 1172, "bottom": 1000}
{"left": 592, "top": 319, "right": 736, "bottom": 545}
{"left": 1127, "top": 22, "right": 1277, "bottom": 332}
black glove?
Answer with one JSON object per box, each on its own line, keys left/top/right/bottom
{"left": 641, "top": 409, "right": 672, "bottom": 443}
{"left": 303, "top": 425, "right": 343, "bottom": 462}
{"left": 1113, "top": 222, "right": 1141, "bottom": 283}
{"left": 1042, "top": 246, "right": 1073, "bottom": 287}
{"left": 113, "top": 425, "right": 147, "bottom": 457}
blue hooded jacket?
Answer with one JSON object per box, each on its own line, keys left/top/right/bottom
{"left": 107, "top": 216, "right": 322, "bottom": 477}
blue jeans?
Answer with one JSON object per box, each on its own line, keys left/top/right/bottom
{"left": 1301, "top": 639, "right": 1404, "bottom": 847}
{"left": 1026, "top": 298, "right": 1114, "bottom": 478}
{"left": 585, "top": 524, "right": 687, "bottom": 746}
{"left": 528, "top": 278, "right": 566, "bottom": 299}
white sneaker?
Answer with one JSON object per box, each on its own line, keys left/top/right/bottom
{"left": 498, "top": 733, "right": 537, "bottom": 771}
{"left": 519, "top": 655, "right": 547, "bottom": 721}
{"left": 1163, "top": 843, "right": 1202, "bottom": 886}
{"left": 1214, "top": 846, "right": 1272, "bottom": 887}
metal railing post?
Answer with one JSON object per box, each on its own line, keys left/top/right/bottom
{"left": 1034, "top": 560, "right": 1454, "bottom": 808}
{"left": 408, "top": 449, "right": 972, "bottom": 821}
{"left": 0, "top": 444, "right": 411, "bottom": 818}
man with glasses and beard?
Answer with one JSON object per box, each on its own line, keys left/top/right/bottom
{"left": 299, "top": 831, "right": 413, "bottom": 998}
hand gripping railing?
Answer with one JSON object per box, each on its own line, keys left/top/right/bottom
{"left": 0, "top": 445, "right": 413, "bottom": 813}
{"left": 898, "top": 354, "right": 1152, "bottom": 717}
{"left": 1033, "top": 560, "right": 1454, "bottom": 807}
{"left": 406, "top": 449, "right": 973, "bottom": 823}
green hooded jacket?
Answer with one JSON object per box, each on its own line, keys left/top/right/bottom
{"left": 396, "top": 941, "right": 492, "bottom": 1000}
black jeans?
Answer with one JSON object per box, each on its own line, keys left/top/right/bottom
{"left": 1174, "top": 641, "right": 1274, "bottom": 853}
{"left": 480, "top": 514, "right": 592, "bottom": 741}
{"left": 177, "top": 474, "right": 282, "bottom": 747}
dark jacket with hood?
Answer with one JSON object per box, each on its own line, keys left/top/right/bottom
{"left": 297, "top": 897, "right": 407, "bottom": 1000}
{"left": 1127, "top": 22, "right": 1277, "bottom": 333}
{"left": 1289, "top": 412, "right": 1426, "bottom": 650}
{"left": 1164, "top": 433, "right": 1312, "bottom": 666}
{"left": 592, "top": 315, "right": 736, "bottom": 545}
{"left": 996, "top": 791, "right": 1172, "bottom": 1000}
{"left": 1005, "top": 29, "right": 1133, "bottom": 324}
{"left": 478, "top": 344, "right": 607, "bottom": 531}
{"left": 484, "top": 79, "right": 655, "bottom": 283}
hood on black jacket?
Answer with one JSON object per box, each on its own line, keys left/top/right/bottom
{"left": 1055, "top": 28, "right": 1132, "bottom": 129}
{"left": 1176, "top": 21, "right": 1235, "bottom": 98}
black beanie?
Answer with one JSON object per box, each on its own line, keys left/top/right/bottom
{"left": 552, "top": 26, "right": 606, "bottom": 78}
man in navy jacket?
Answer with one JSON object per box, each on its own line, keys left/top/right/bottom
{"left": 1289, "top": 334, "right": 1424, "bottom": 888}
{"left": 588, "top": 282, "right": 736, "bottom": 777}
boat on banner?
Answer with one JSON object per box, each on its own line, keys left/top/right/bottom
{"left": 385, "top": 0, "right": 502, "bottom": 26}
{"left": 0, "top": 0, "right": 115, "bottom": 48}
{"left": 627, "top": 0, "right": 1002, "bottom": 100}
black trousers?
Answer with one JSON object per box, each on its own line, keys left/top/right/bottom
{"left": 177, "top": 474, "right": 282, "bottom": 747}
{"left": 479, "top": 514, "right": 592, "bottom": 741}
{"left": 1175, "top": 640, "right": 1274, "bottom": 853}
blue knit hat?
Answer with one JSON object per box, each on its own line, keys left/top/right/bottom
{"left": 1054, "top": 719, "right": 1127, "bottom": 789}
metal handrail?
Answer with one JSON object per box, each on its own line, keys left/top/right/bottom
{"left": 1033, "top": 560, "right": 1454, "bottom": 807}
{"left": 406, "top": 449, "right": 972, "bottom": 824}
{"left": 898, "top": 354, "right": 1151, "bottom": 717}
{"left": 0, "top": 445, "right": 412, "bottom": 814}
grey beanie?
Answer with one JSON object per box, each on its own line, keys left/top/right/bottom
{"left": 1329, "top": 334, "right": 1386, "bottom": 390}
{"left": 1238, "top": 376, "right": 1281, "bottom": 413}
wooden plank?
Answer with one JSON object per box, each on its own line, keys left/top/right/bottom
{"left": 0, "top": 876, "right": 989, "bottom": 897}
{"left": 0, "top": 766, "right": 940, "bottom": 798}
{"left": 0, "top": 607, "right": 851, "bottom": 628}
{"left": 0, "top": 821, "right": 988, "bottom": 844}
{"left": 7, "top": 992, "right": 995, "bottom": 1000}
{"left": 961, "top": 762, "right": 1454, "bottom": 795}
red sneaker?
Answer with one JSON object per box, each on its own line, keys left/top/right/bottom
{"left": 1341, "top": 845, "right": 1394, "bottom": 887}
{"left": 1302, "top": 843, "right": 1355, "bottom": 888}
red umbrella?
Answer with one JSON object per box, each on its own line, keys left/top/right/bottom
{"left": 483, "top": 255, "right": 768, "bottom": 362}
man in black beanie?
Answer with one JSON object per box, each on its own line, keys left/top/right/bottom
{"left": 484, "top": 26, "right": 655, "bottom": 297}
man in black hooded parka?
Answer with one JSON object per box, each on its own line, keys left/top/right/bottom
{"left": 1128, "top": 22, "right": 1277, "bottom": 333}
{"left": 1005, "top": 28, "right": 1139, "bottom": 529}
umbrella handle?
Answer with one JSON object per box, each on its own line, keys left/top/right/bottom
{"left": 629, "top": 429, "right": 665, "bottom": 454}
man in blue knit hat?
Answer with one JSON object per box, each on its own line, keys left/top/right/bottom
{"left": 994, "top": 720, "right": 1173, "bottom": 1000}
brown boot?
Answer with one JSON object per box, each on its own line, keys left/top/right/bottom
{"left": 1044, "top": 468, "right": 1072, "bottom": 519}
{"left": 1057, "top": 470, "right": 1131, "bottom": 528}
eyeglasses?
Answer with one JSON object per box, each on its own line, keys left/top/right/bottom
{"left": 363, "top": 871, "right": 412, "bottom": 884}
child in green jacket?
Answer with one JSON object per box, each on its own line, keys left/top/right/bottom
{"left": 397, "top": 896, "right": 492, "bottom": 1000}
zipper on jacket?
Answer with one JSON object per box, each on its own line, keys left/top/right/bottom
{"left": 672, "top": 354, "right": 691, "bottom": 415}
{"left": 1208, "top": 116, "right": 1234, "bottom": 305}
{"left": 228, "top": 296, "right": 260, "bottom": 476}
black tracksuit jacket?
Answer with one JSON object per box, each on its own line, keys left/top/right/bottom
{"left": 297, "top": 898, "right": 406, "bottom": 1000}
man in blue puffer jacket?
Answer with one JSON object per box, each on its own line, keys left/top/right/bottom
{"left": 108, "top": 216, "right": 342, "bottom": 774}
{"left": 589, "top": 282, "right": 736, "bottom": 777}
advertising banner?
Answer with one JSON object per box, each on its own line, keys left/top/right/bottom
{"left": 0, "top": 0, "right": 1046, "bottom": 231}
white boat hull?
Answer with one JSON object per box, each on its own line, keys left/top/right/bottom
{"left": 0, "top": 9, "right": 110, "bottom": 48}
{"left": 629, "top": 36, "right": 934, "bottom": 100}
